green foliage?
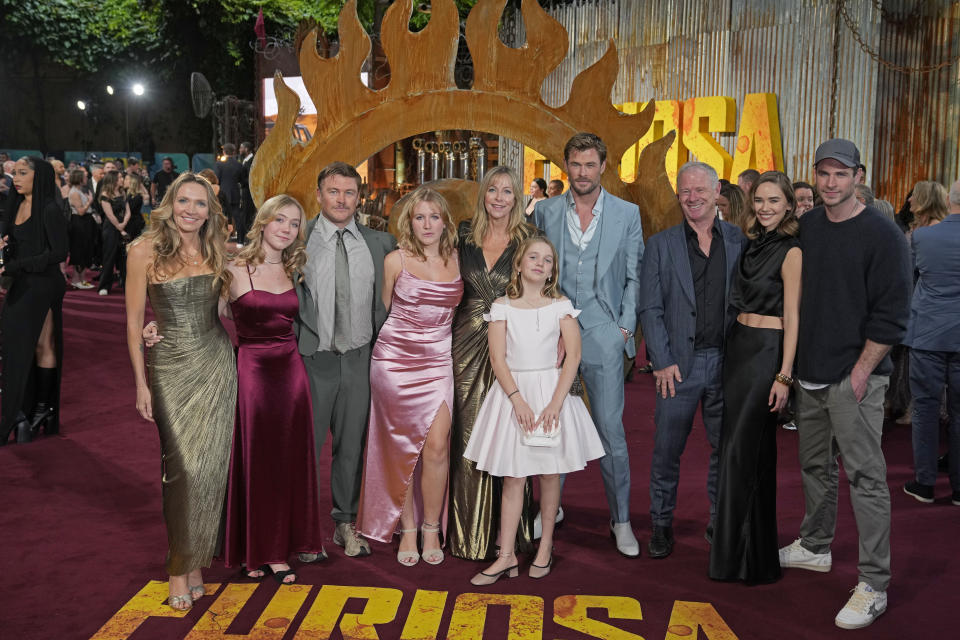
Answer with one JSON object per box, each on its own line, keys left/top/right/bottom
{"left": 1, "top": 0, "right": 165, "bottom": 72}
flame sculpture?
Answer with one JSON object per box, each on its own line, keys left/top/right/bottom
{"left": 250, "top": 0, "right": 681, "bottom": 237}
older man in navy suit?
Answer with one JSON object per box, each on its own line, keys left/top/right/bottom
{"left": 639, "top": 161, "right": 746, "bottom": 559}
{"left": 535, "top": 132, "right": 644, "bottom": 557}
{"left": 904, "top": 178, "right": 960, "bottom": 506}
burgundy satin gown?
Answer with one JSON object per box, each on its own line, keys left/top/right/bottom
{"left": 357, "top": 263, "right": 463, "bottom": 543}
{"left": 223, "top": 270, "right": 325, "bottom": 568}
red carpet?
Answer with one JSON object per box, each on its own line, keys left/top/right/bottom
{"left": 1, "top": 289, "right": 955, "bottom": 639}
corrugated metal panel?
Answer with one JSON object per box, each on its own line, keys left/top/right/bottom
{"left": 873, "top": 1, "right": 960, "bottom": 207}
{"left": 501, "top": 0, "right": 959, "bottom": 204}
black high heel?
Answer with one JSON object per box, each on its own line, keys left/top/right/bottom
{"left": 16, "top": 412, "right": 34, "bottom": 444}
{"left": 29, "top": 367, "right": 59, "bottom": 436}
{"left": 0, "top": 413, "right": 31, "bottom": 446}
{"left": 29, "top": 403, "right": 55, "bottom": 437}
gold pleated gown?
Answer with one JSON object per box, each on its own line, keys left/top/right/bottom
{"left": 449, "top": 223, "right": 535, "bottom": 560}
{"left": 148, "top": 274, "right": 237, "bottom": 575}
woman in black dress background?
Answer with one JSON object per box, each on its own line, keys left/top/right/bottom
{"left": 709, "top": 171, "right": 801, "bottom": 584}
{"left": 0, "top": 157, "right": 68, "bottom": 444}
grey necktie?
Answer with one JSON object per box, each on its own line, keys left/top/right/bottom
{"left": 333, "top": 229, "right": 352, "bottom": 352}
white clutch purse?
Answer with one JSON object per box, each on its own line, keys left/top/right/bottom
{"left": 521, "top": 418, "right": 561, "bottom": 447}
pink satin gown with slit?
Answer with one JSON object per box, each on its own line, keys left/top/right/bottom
{"left": 357, "top": 259, "right": 463, "bottom": 543}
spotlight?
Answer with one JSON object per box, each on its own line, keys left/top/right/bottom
{"left": 132, "top": 83, "right": 145, "bottom": 96}
{"left": 77, "top": 100, "right": 87, "bottom": 111}
{"left": 106, "top": 85, "right": 114, "bottom": 95}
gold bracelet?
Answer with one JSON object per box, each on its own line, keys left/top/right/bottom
{"left": 775, "top": 372, "right": 794, "bottom": 386}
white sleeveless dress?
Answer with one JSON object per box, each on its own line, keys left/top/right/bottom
{"left": 463, "top": 299, "right": 605, "bottom": 477}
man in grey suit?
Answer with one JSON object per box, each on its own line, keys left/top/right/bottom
{"left": 903, "top": 178, "right": 960, "bottom": 505}
{"left": 639, "top": 161, "right": 746, "bottom": 559}
{"left": 534, "top": 132, "right": 644, "bottom": 557}
{"left": 295, "top": 161, "right": 396, "bottom": 559}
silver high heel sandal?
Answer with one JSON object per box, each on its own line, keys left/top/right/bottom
{"left": 421, "top": 522, "right": 444, "bottom": 565}
{"left": 397, "top": 528, "right": 420, "bottom": 566}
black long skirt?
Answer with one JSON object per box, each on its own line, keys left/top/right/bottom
{"left": 0, "top": 266, "right": 65, "bottom": 434}
{"left": 709, "top": 322, "right": 782, "bottom": 584}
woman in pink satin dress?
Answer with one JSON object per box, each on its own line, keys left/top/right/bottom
{"left": 357, "top": 186, "right": 463, "bottom": 566}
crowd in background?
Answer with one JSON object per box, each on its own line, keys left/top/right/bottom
{"left": 1, "top": 138, "right": 957, "bottom": 634}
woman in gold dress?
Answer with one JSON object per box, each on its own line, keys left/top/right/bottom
{"left": 449, "top": 166, "right": 539, "bottom": 560}
{"left": 125, "top": 173, "right": 236, "bottom": 611}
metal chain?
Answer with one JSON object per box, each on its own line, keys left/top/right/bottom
{"left": 838, "top": 0, "right": 960, "bottom": 74}
{"left": 869, "top": 0, "right": 923, "bottom": 26}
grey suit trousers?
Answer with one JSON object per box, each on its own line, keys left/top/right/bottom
{"left": 302, "top": 344, "right": 371, "bottom": 523}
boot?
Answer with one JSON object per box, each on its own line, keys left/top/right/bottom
{"left": 1, "top": 412, "right": 31, "bottom": 446}
{"left": 15, "top": 412, "right": 34, "bottom": 444}
{"left": 29, "top": 367, "right": 58, "bottom": 436}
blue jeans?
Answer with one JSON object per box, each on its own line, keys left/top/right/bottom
{"left": 909, "top": 349, "right": 960, "bottom": 489}
{"left": 649, "top": 348, "right": 723, "bottom": 527}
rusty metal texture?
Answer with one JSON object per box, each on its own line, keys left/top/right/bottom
{"left": 505, "top": 0, "right": 959, "bottom": 205}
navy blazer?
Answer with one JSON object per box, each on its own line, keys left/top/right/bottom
{"left": 904, "top": 213, "right": 960, "bottom": 351}
{"left": 638, "top": 219, "right": 746, "bottom": 376}
{"left": 534, "top": 189, "right": 644, "bottom": 358}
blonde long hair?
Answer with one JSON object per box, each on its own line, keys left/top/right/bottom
{"left": 141, "top": 172, "right": 232, "bottom": 293}
{"left": 395, "top": 186, "right": 457, "bottom": 264}
{"left": 235, "top": 194, "right": 307, "bottom": 280}
{"left": 468, "top": 165, "right": 535, "bottom": 247}
{"left": 506, "top": 236, "right": 561, "bottom": 299}
{"left": 909, "top": 180, "right": 949, "bottom": 229}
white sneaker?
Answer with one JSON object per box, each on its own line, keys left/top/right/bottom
{"left": 835, "top": 582, "right": 887, "bottom": 629}
{"left": 532, "top": 506, "right": 564, "bottom": 540}
{"left": 778, "top": 538, "right": 832, "bottom": 572}
{"left": 610, "top": 521, "right": 640, "bottom": 557}
{"left": 98, "top": 289, "right": 109, "bottom": 296}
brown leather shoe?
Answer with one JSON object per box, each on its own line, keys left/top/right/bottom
{"left": 334, "top": 522, "right": 371, "bottom": 557}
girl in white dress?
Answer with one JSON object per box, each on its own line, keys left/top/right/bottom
{"left": 464, "top": 237, "right": 604, "bottom": 584}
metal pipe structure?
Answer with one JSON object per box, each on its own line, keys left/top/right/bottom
{"left": 454, "top": 141, "right": 469, "bottom": 178}
{"left": 470, "top": 137, "right": 486, "bottom": 181}
{"left": 413, "top": 138, "right": 426, "bottom": 185}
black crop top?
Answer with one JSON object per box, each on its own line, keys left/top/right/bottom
{"left": 729, "top": 230, "right": 800, "bottom": 316}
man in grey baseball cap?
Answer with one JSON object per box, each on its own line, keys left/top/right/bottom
{"left": 778, "top": 137, "right": 911, "bottom": 630}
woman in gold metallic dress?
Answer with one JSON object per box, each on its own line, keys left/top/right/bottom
{"left": 125, "top": 173, "right": 236, "bottom": 611}
{"left": 449, "top": 166, "right": 539, "bottom": 560}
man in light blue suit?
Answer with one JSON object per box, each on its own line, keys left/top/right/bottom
{"left": 639, "top": 161, "right": 746, "bottom": 559}
{"left": 534, "top": 133, "right": 644, "bottom": 557}
{"left": 903, "top": 179, "right": 960, "bottom": 505}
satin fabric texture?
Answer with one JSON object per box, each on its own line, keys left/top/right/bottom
{"left": 357, "top": 267, "right": 463, "bottom": 543}
{"left": 224, "top": 283, "right": 326, "bottom": 568}
{"left": 147, "top": 274, "right": 237, "bottom": 575}
{"left": 710, "top": 231, "right": 797, "bottom": 585}
{"left": 448, "top": 222, "right": 538, "bottom": 560}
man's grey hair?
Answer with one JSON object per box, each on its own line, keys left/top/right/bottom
{"left": 854, "top": 183, "right": 875, "bottom": 205}
{"left": 2, "top": 160, "right": 13, "bottom": 173}
{"left": 949, "top": 180, "right": 960, "bottom": 206}
{"left": 677, "top": 161, "right": 719, "bottom": 188}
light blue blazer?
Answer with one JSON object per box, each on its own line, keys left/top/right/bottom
{"left": 534, "top": 190, "right": 644, "bottom": 359}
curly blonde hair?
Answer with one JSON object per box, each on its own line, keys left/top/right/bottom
{"left": 395, "top": 186, "right": 457, "bottom": 264}
{"left": 142, "top": 172, "right": 232, "bottom": 293}
{"left": 468, "top": 165, "right": 535, "bottom": 247}
{"left": 506, "top": 236, "right": 561, "bottom": 299}
{"left": 235, "top": 194, "right": 307, "bottom": 280}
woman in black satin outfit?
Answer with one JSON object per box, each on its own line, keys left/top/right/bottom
{"left": 709, "top": 171, "right": 801, "bottom": 584}
{"left": 0, "top": 157, "right": 68, "bottom": 445}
